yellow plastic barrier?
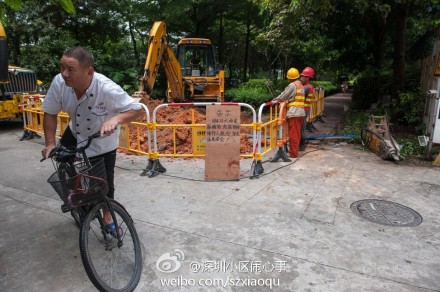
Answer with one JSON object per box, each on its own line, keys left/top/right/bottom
{"left": 118, "top": 103, "right": 152, "bottom": 157}
{"left": 308, "top": 87, "right": 325, "bottom": 122}
{"left": 1, "top": 93, "right": 42, "bottom": 120}
{"left": 306, "top": 87, "right": 325, "bottom": 132}
{"left": 21, "top": 100, "right": 150, "bottom": 146}
{"left": 248, "top": 101, "right": 288, "bottom": 177}
{"left": 142, "top": 102, "right": 257, "bottom": 177}
{"left": 21, "top": 97, "right": 69, "bottom": 138}
{"left": 22, "top": 99, "right": 291, "bottom": 179}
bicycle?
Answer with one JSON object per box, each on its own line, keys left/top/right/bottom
{"left": 341, "top": 81, "right": 348, "bottom": 95}
{"left": 42, "top": 132, "right": 142, "bottom": 292}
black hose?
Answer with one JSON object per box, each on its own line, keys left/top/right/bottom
{"left": 361, "top": 127, "right": 400, "bottom": 160}
{"left": 360, "top": 127, "right": 388, "bottom": 146}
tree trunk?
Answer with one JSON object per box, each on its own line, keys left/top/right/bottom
{"left": 128, "top": 20, "right": 139, "bottom": 70}
{"left": 243, "top": 14, "right": 251, "bottom": 83}
{"left": 391, "top": 0, "right": 410, "bottom": 114}
{"left": 363, "top": 8, "right": 387, "bottom": 71}
{"left": 218, "top": 11, "right": 224, "bottom": 65}
{"left": 420, "top": 27, "right": 440, "bottom": 92}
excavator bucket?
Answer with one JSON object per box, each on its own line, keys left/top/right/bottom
{"left": 361, "top": 115, "right": 400, "bottom": 161}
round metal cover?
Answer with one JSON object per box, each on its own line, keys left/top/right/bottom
{"left": 350, "top": 199, "right": 422, "bottom": 227}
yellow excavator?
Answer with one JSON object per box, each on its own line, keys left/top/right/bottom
{"left": 1, "top": 21, "right": 42, "bottom": 122}
{"left": 138, "top": 21, "right": 224, "bottom": 102}
{"left": 1, "top": 21, "right": 44, "bottom": 141}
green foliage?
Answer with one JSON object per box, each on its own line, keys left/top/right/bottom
{"left": 397, "top": 138, "right": 425, "bottom": 159}
{"left": 91, "top": 41, "right": 138, "bottom": 93}
{"left": 225, "top": 79, "right": 272, "bottom": 109}
{"left": 392, "top": 89, "right": 425, "bottom": 128}
{"left": 273, "top": 79, "right": 289, "bottom": 93}
{"left": 237, "top": 79, "right": 267, "bottom": 91}
{"left": 351, "top": 70, "right": 391, "bottom": 110}
{"left": 2, "top": 0, "right": 439, "bottom": 111}
{"left": 336, "top": 110, "right": 369, "bottom": 144}
{"left": 3, "top": 0, "right": 22, "bottom": 10}
{"left": 50, "top": 0, "right": 75, "bottom": 14}
{"left": 337, "top": 109, "right": 426, "bottom": 159}
{"left": 313, "top": 81, "right": 337, "bottom": 96}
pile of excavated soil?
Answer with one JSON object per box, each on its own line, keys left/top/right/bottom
{"left": 120, "top": 97, "right": 254, "bottom": 156}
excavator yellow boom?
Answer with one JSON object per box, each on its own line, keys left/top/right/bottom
{"left": 140, "top": 21, "right": 184, "bottom": 100}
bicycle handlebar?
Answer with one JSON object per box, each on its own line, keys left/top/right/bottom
{"left": 40, "top": 131, "right": 102, "bottom": 162}
{"left": 78, "top": 131, "right": 101, "bottom": 152}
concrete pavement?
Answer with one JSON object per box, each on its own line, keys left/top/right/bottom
{"left": 1, "top": 93, "right": 439, "bottom": 291}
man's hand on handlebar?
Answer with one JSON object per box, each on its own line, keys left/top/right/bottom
{"left": 100, "top": 119, "right": 119, "bottom": 137}
{"left": 42, "top": 144, "right": 56, "bottom": 160}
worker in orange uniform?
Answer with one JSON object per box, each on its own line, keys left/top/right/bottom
{"left": 270, "top": 68, "right": 305, "bottom": 158}
{"left": 299, "top": 66, "right": 315, "bottom": 150}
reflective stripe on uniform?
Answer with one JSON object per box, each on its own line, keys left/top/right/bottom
{"left": 287, "top": 80, "right": 305, "bottom": 108}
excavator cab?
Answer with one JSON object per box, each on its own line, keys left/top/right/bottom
{"left": 175, "top": 38, "right": 224, "bottom": 102}
{"left": 177, "top": 39, "right": 218, "bottom": 78}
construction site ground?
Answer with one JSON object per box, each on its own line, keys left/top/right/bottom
{"left": 1, "top": 92, "right": 439, "bottom": 291}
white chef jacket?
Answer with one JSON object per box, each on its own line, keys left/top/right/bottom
{"left": 42, "top": 72, "right": 141, "bottom": 157}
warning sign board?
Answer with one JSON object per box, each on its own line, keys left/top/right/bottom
{"left": 205, "top": 105, "right": 240, "bottom": 180}
{"left": 192, "top": 126, "right": 206, "bottom": 155}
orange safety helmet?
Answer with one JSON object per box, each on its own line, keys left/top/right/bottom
{"left": 286, "top": 68, "right": 300, "bottom": 79}
{"left": 301, "top": 67, "right": 315, "bottom": 78}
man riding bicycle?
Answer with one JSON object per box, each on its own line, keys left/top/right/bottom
{"left": 41, "top": 47, "right": 143, "bottom": 228}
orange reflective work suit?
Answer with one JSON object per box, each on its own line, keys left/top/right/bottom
{"left": 286, "top": 80, "right": 305, "bottom": 157}
{"left": 272, "top": 79, "right": 306, "bottom": 158}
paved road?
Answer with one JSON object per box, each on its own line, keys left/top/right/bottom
{"left": 1, "top": 93, "right": 439, "bottom": 291}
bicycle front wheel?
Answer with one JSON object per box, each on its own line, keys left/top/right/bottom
{"left": 79, "top": 201, "right": 142, "bottom": 292}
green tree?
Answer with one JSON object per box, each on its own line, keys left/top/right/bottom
{"left": 0, "top": 0, "right": 75, "bottom": 22}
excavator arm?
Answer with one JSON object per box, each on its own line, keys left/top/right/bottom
{"left": 162, "top": 45, "right": 184, "bottom": 101}
{"left": 139, "top": 21, "right": 183, "bottom": 101}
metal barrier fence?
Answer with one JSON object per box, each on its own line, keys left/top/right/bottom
{"left": 22, "top": 100, "right": 293, "bottom": 178}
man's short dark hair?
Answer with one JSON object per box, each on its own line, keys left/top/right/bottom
{"left": 63, "top": 47, "right": 94, "bottom": 68}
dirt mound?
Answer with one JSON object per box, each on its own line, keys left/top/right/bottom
{"left": 121, "top": 98, "right": 254, "bottom": 156}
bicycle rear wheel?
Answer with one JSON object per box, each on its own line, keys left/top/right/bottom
{"left": 79, "top": 200, "right": 142, "bottom": 292}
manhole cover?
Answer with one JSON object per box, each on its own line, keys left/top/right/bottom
{"left": 350, "top": 199, "right": 422, "bottom": 227}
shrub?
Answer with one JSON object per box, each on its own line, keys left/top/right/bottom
{"left": 397, "top": 138, "right": 425, "bottom": 159}
{"left": 225, "top": 79, "right": 273, "bottom": 109}
{"left": 226, "top": 78, "right": 338, "bottom": 109}
{"left": 226, "top": 87, "right": 270, "bottom": 109}
{"left": 336, "top": 110, "right": 369, "bottom": 143}
{"left": 351, "top": 70, "right": 391, "bottom": 110}
{"left": 392, "top": 89, "right": 425, "bottom": 128}
{"left": 313, "top": 81, "right": 338, "bottom": 96}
